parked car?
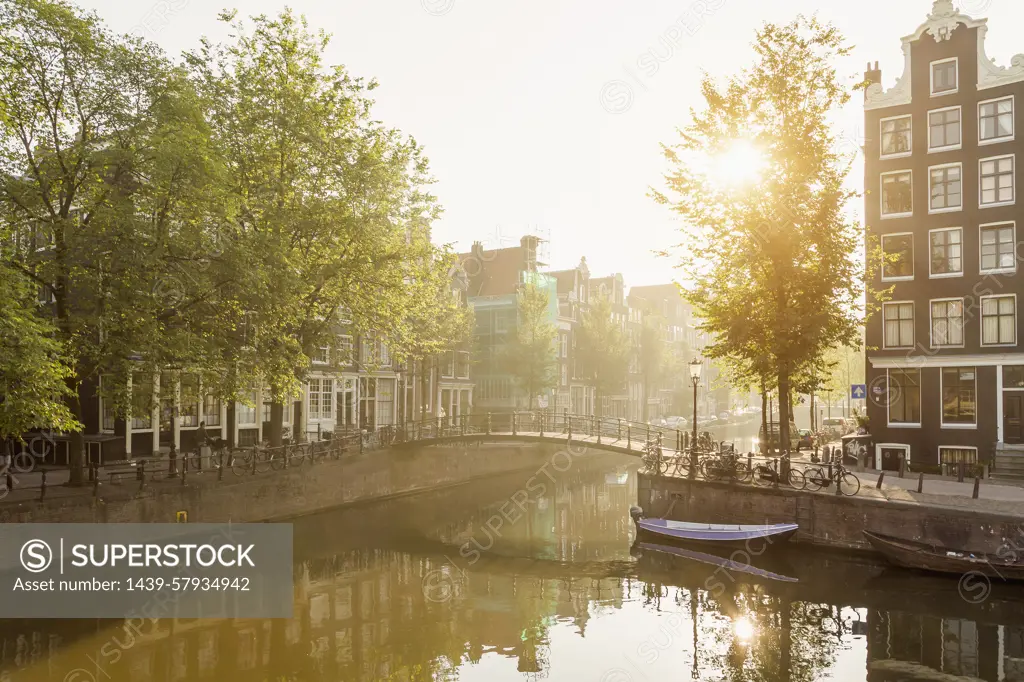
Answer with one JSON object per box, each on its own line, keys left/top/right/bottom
{"left": 663, "top": 416, "right": 688, "bottom": 429}
{"left": 718, "top": 411, "right": 731, "bottom": 422}
{"left": 757, "top": 420, "right": 800, "bottom": 451}
{"left": 821, "top": 417, "right": 854, "bottom": 438}
{"left": 795, "top": 429, "right": 814, "bottom": 452}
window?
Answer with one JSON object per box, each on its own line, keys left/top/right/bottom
{"left": 561, "top": 365, "right": 568, "bottom": 387}
{"left": 980, "top": 223, "right": 1016, "bottom": 273}
{"left": 313, "top": 347, "right": 329, "bottom": 364}
{"left": 377, "top": 378, "right": 395, "bottom": 426}
{"left": 237, "top": 393, "right": 257, "bottom": 425}
{"left": 881, "top": 172, "right": 913, "bottom": 217}
{"left": 180, "top": 375, "right": 199, "bottom": 427}
{"left": 980, "top": 97, "right": 1013, "bottom": 143}
{"left": 939, "top": 447, "right": 979, "bottom": 476}
{"left": 929, "top": 164, "right": 961, "bottom": 212}
{"left": 336, "top": 336, "right": 353, "bottom": 364}
{"left": 203, "top": 395, "right": 221, "bottom": 427}
{"left": 941, "top": 368, "right": 976, "bottom": 425}
{"left": 929, "top": 228, "right": 962, "bottom": 276}
{"left": 560, "top": 334, "right": 568, "bottom": 358}
{"left": 379, "top": 342, "right": 390, "bottom": 367}
{"left": 442, "top": 352, "right": 455, "bottom": 378}
{"left": 456, "top": 351, "right": 470, "bottom": 379}
{"left": 131, "top": 375, "right": 153, "bottom": 430}
{"left": 320, "top": 379, "right": 333, "bottom": 420}
{"left": 930, "top": 299, "right": 964, "bottom": 347}
{"left": 980, "top": 155, "right": 1015, "bottom": 206}
{"left": 929, "top": 107, "right": 961, "bottom": 150}
{"left": 880, "top": 115, "right": 912, "bottom": 157}
{"left": 100, "top": 375, "right": 116, "bottom": 432}
{"left": 1004, "top": 365, "right": 1024, "bottom": 388}
{"left": 931, "top": 58, "right": 958, "bottom": 95}
{"left": 981, "top": 295, "right": 1016, "bottom": 346}
{"left": 888, "top": 369, "right": 921, "bottom": 425}
{"left": 883, "top": 302, "right": 915, "bottom": 349}
{"left": 881, "top": 233, "right": 914, "bottom": 280}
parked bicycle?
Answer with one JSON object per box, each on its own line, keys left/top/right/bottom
{"left": 700, "top": 451, "right": 751, "bottom": 483}
{"left": 751, "top": 457, "right": 806, "bottom": 490}
{"left": 803, "top": 459, "right": 861, "bottom": 496}
{"left": 641, "top": 437, "right": 666, "bottom": 475}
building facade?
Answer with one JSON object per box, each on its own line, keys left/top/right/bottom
{"left": 864, "top": 0, "right": 1024, "bottom": 471}
{"left": 549, "top": 257, "right": 596, "bottom": 416}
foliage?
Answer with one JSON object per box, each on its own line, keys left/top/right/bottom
{"left": 577, "top": 294, "right": 631, "bottom": 415}
{"left": 0, "top": 266, "right": 79, "bottom": 438}
{"left": 501, "top": 283, "right": 557, "bottom": 409}
{"left": 654, "top": 16, "right": 869, "bottom": 451}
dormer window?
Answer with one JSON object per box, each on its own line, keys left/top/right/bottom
{"left": 931, "top": 58, "right": 958, "bottom": 96}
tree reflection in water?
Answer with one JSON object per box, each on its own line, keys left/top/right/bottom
{"left": 0, "top": 460, "right": 1021, "bottom": 682}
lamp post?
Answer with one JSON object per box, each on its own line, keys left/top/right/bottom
{"left": 689, "top": 358, "right": 702, "bottom": 479}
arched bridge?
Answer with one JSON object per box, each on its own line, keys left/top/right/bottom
{"left": 383, "top": 411, "right": 712, "bottom": 460}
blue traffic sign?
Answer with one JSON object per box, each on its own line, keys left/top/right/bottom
{"left": 851, "top": 384, "right": 867, "bottom": 400}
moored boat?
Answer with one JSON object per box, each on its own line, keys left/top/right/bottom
{"left": 630, "top": 507, "right": 798, "bottom": 546}
{"left": 863, "top": 530, "right": 1024, "bottom": 581}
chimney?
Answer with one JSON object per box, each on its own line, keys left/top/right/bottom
{"left": 471, "top": 240, "right": 483, "bottom": 259}
{"left": 864, "top": 61, "right": 882, "bottom": 100}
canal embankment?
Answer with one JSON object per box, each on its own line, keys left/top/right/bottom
{"left": 0, "top": 443, "right": 584, "bottom": 524}
{"left": 638, "top": 472, "right": 1024, "bottom": 554}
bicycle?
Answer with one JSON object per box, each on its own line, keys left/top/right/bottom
{"left": 662, "top": 452, "right": 697, "bottom": 478}
{"left": 803, "top": 460, "right": 860, "bottom": 496}
{"left": 641, "top": 439, "right": 666, "bottom": 475}
{"left": 751, "top": 457, "right": 806, "bottom": 490}
{"left": 701, "top": 451, "right": 751, "bottom": 483}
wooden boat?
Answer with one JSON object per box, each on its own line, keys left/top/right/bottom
{"left": 630, "top": 507, "right": 797, "bottom": 545}
{"left": 863, "top": 531, "right": 1024, "bottom": 581}
{"left": 638, "top": 542, "right": 799, "bottom": 583}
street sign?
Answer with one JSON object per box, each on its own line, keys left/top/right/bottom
{"left": 851, "top": 384, "right": 867, "bottom": 400}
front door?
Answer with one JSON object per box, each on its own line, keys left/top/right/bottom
{"left": 1005, "top": 394, "right": 1024, "bottom": 444}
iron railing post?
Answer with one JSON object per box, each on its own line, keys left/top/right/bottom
{"left": 512, "top": 412, "right": 518, "bottom": 436}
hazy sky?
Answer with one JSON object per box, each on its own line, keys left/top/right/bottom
{"left": 79, "top": 0, "right": 1023, "bottom": 286}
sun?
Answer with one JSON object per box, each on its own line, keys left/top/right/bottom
{"left": 733, "top": 616, "right": 756, "bottom": 643}
{"left": 707, "top": 139, "right": 766, "bottom": 190}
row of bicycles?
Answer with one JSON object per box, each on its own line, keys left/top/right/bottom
{"left": 641, "top": 441, "right": 861, "bottom": 496}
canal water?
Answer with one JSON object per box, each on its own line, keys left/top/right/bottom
{"left": 3, "top": 453, "right": 1024, "bottom": 681}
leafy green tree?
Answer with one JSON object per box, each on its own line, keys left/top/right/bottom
{"left": 186, "top": 9, "right": 467, "bottom": 441}
{"left": 0, "top": 266, "right": 78, "bottom": 438}
{"left": 655, "top": 16, "right": 866, "bottom": 452}
{"left": 502, "top": 283, "right": 557, "bottom": 410}
{"left": 577, "top": 294, "right": 630, "bottom": 417}
{"left": 0, "top": 0, "right": 228, "bottom": 481}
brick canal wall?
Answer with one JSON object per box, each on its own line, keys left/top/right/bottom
{"left": 638, "top": 473, "right": 1024, "bottom": 553}
{"left": 0, "top": 443, "right": 567, "bottom": 524}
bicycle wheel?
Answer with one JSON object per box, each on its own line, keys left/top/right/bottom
{"left": 732, "top": 461, "right": 752, "bottom": 483}
{"left": 270, "top": 450, "right": 287, "bottom": 471}
{"left": 804, "top": 466, "right": 827, "bottom": 492}
{"left": 751, "top": 465, "right": 773, "bottom": 487}
{"left": 230, "top": 453, "right": 250, "bottom": 476}
{"left": 787, "top": 468, "right": 806, "bottom": 490}
{"left": 656, "top": 454, "right": 670, "bottom": 475}
{"left": 839, "top": 472, "right": 860, "bottom": 496}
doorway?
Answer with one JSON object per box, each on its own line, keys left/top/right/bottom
{"left": 1004, "top": 394, "right": 1024, "bottom": 444}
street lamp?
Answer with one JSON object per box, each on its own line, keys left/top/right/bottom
{"left": 689, "top": 358, "right": 702, "bottom": 479}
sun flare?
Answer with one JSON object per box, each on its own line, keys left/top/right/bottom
{"left": 733, "top": 616, "right": 756, "bottom": 642}
{"left": 707, "top": 139, "right": 766, "bottom": 189}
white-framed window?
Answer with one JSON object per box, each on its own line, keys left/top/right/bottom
{"left": 880, "top": 115, "right": 912, "bottom": 158}
{"left": 336, "top": 335, "right": 353, "bottom": 364}
{"left": 379, "top": 342, "right": 390, "bottom": 367}
{"left": 979, "top": 155, "right": 1015, "bottom": 207}
{"left": 881, "top": 233, "right": 914, "bottom": 280}
{"left": 456, "top": 351, "right": 470, "bottom": 379}
{"left": 180, "top": 375, "right": 200, "bottom": 428}
{"left": 561, "top": 364, "right": 568, "bottom": 387}
{"left": 308, "top": 378, "right": 320, "bottom": 419}
{"left": 887, "top": 368, "right": 921, "bottom": 426}
{"left": 940, "top": 368, "right": 977, "bottom": 427}
{"left": 442, "top": 351, "right": 455, "bottom": 378}
{"left": 320, "top": 379, "right": 334, "bottom": 420}
{"left": 99, "top": 375, "right": 116, "bottom": 432}
{"left": 930, "top": 298, "right": 964, "bottom": 347}
{"left": 979, "top": 96, "right": 1014, "bottom": 144}
{"left": 939, "top": 446, "right": 979, "bottom": 473}
{"left": 237, "top": 393, "right": 257, "bottom": 426}
{"left": 883, "top": 301, "right": 915, "bottom": 349}
{"left": 981, "top": 294, "right": 1017, "bottom": 346}
{"left": 881, "top": 171, "right": 913, "bottom": 218}
{"left": 131, "top": 374, "right": 154, "bottom": 430}
{"left": 928, "top": 106, "right": 961, "bottom": 151}
{"left": 979, "top": 222, "right": 1016, "bottom": 274}
{"left": 203, "top": 395, "right": 221, "bottom": 427}
{"left": 928, "top": 163, "right": 962, "bottom": 212}
{"left": 930, "top": 57, "right": 958, "bottom": 96}
{"left": 312, "top": 346, "right": 329, "bottom": 364}
{"left": 560, "top": 334, "right": 568, "bottom": 358}
{"left": 929, "top": 227, "right": 962, "bottom": 277}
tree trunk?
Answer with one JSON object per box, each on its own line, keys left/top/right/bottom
{"left": 778, "top": 370, "right": 792, "bottom": 454}
{"left": 66, "top": 383, "right": 85, "bottom": 485}
{"left": 269, "top": 402, "right": 284, "bottom": 447}
{"left": 760, "top": 384, "right": 769, "bottom": 456}
{"left": 294, "top": 398, "right": 305, "bottom": 442}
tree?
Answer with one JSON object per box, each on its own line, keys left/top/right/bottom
{"left": 0, "top": 266, "right": 78, "bottom": 439}
{"left": 502, "top": 283, "right": 557, "bottom": 410}
{"left": 655, "top": 16, "right": 867, "bottom": 453}
{"left": 577, "top": 294, "right": 630, "bottom": 417}
{"left": 0, "top": 0, "right": 229, "bottom": 481}
{"left": 185, "top": 9, "right": 467, "bottom": 442}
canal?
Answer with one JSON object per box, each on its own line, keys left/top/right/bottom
{"left": 2, "top": 453, "right": 1023, "bottom": 681}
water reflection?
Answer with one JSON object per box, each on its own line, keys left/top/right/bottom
{"left": 1, "top": 453, "right": 1024, "bottom": 681}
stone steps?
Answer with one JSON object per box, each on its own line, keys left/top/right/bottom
{"left": 992, "top": 452, "right": 1024, "bottom": 480}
